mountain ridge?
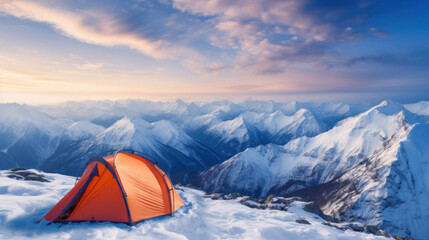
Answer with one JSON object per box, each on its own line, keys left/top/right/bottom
{"left": 1, "top": 99, "right": 428, "bottom": 238}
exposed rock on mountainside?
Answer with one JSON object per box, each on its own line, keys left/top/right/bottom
{"left": 195, "top": 100, "right": 429, "bottom": 239}
{"left": 6, "top": 168, "right": 50, "bottom": 182}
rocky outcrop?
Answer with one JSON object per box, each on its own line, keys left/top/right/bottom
{"left": 205, "top": 191, "right": 418, "bottom": 239}
{"left": 6, "top": 168, "right": 50, "bottom": 182}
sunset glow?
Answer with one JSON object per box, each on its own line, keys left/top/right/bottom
{"left": 0, "top": 0, "right": 428, "bottom": 104}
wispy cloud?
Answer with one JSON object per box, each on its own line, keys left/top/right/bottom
{"left": 184, "top": 60, "right": 232, "bottom": 73}
{"left": 0, "top": 0, "right": 200, "bottom": 60}
{"left": 73, "top": 63, "right": 104, "bottom": 71}
{"left": 346, "top": 50, "right": 429, "bottom": 69}
{"left": 1, "top": 0, "right": 428, "bottom": 104}
{"left": 0, "top": 65, "right": 66, "bottom": 92}
{"left": 171, "top": 0, "right": 387, "bottom": 74}
{"left": 0, "top": 0, "right": 394, "bottom": 75}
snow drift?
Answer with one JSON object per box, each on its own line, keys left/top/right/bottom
{"left": 0, "top": 170, "right": 390, "bottom": 240}
{"left": 1, "top": 99, "right": 428, "bottom": 239}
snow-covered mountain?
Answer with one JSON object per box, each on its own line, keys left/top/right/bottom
{"left": 40, "top": 117, "right": 221, "bottom": 181}
{"left": 37, "top": 99, "right": 366, "bottom": 126}
{"left": 0, "top": 170, "right": 391, "bottom": 240}
{"left": 201, "top": 109, "right": 322, "bottom": 159}
{"left": 0, "top": 99, "right": 342, "bottom": 177}
{"left": 1, "top": 99, "right": 429, "bottom": 239}
{"left": 195, "top": 101, "right": 410, "bottom": 195}
{"left": 405, "top": 100, "right": 429, "bottom": 116}
{"left": 0, "top": 103, "right": 72, "bottom": 169}
{"left": 194, "top": 100, "right": 429, "bottom": 239}
{"left": 297, "top": 122, "right": 429, "bottom": 239}
{"left": 66, "top": 120, "right": 105, "bottom": 140}
{"left": 0, "top": 103, "right": 222, "bottom": 180}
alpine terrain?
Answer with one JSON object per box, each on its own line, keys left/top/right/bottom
{"left": 0, "top": 99, "right": 428, "bottom": 239}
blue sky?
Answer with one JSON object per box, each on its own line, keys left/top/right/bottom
{"left": 0, "top": 0, "right": 428, "bottom": 104}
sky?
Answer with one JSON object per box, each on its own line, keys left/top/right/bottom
{"left": 0, "top": 0, "right": 428, "bottom": 104}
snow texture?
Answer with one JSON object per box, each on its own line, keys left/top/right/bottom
{"left": 1, "top": 99, "right": 428, "bottom": 239}
{"left": 197, "top": 100, "right": 429, "bottom": 239}
{"left": 0, "top": 100, "right": 360, "bottom": 176}
{"left": 0, "top": 171, "right": 389, "bottom": 240}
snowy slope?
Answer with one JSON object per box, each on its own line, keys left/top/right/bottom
{"left": 4, "top": 99, "right": 365, "bottom": 169}
{"left": 1, "top": 99, "right": 427, "bottom": 238}
{"left": 66, "top": 120, "right": 105, "bottom": 140}
{"left": 316, "top": 122, "right": 429, "bottom": 239}
{"left": 0, "top": 103, "right": 221, "bottom": 180}
{"left": 196, "top": 100, "right": 411, "bottom": 196}
{"left": 94, "top": 117, "right": 221, "bottom": 172}
{"left": 195, "top": 100, "right": 429, "bottom": 239}
{"left": 38, "top": 99, "right": 188, "bottom": 125}
{"left": 0, "top": 171, "right": 389, "bottom": 240}
{"left": 203, "top": 109, "right": 322, "bottom": 159}
{"left": 37, "top": 99, "right": 362, "bottom": 133}
{"left": 40, "top": 117, "right": 221, "bottom": 180}
{"left": 0, "top": 100, "right": 339, "bottom": 176}
{"left": 284, "top": 121, "right": 429, "bottom": 239}
{"left": 404, "top": 101, "right": 429, "bottom": 116}
{"left": 0, "top": 104, "right": 108, "bottom": 170}
{"left": 0, "top": 104, "right": 72, "bottom": 169}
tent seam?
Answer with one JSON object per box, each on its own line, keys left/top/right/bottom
{"left": 87, "top": 156, "right": 133, "bottom": 225}
{"left": 156, "top": 167, "right": 174, "bottom": 216}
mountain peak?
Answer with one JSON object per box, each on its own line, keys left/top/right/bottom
{"left": 102, "top": 117, "right": 151, "bottom": 137}
{"left": 103, "top": 117, "right": 135, "bottom": 135}
{"left": 371, "top": 99, "right": 405, "bottom": 115}
{"left": 67, "top": 120, "right": 104, "bottom": 140}
{"left": 294, "top": 108, "right": 313, "bottom": 118}
{"left": 240, "top": 111, "right": 263, "bottom": 123}
{"left": 270, "top": 110, "right": 286, "bottom": 118}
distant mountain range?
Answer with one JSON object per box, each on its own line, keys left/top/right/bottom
{"left": 0, "top": 99, "right": 367, "bottom": 175}
{"left": 1, "top": 99, "right": 428, "bottom": 239}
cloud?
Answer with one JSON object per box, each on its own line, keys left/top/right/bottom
{"left": 0, "top": 65, "right": 66, "bottom": 92}
{"left": 171, "top": 0, "right": 387, "bottom": 74}
{"left": 0, "top": 0, "right": 400, "bottom": 76}
{"left": 346, "top": 50, "right": 429, "bottom": 69}
{"left": 184, "top": 60, "right": 232, "bottom": 73}
{"left": 0, "top": 0, "right": 200, "bottom": 60}
{"left": 73, "top": 63, "right": 104, "bottom": 71}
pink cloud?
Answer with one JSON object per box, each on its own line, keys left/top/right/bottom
{"left": 171, "top": 0, "right": 379, "bottom": 74}
{"left": 0, "top": 0, "right": 201, "bottom": 60}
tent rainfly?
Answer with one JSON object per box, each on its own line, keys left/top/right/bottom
{"left": 38, "top": 150, "right": 184, "bottom": 225}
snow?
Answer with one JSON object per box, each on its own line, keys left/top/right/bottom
{"left": 197, "top": 100, "right": 429, "bottom": 238}
{"left": 67, "top": 120, "right": 105, "bottom": 140}
{"left": 0, "top": 104, "right": 72, "bottom": 168}
{"left": 0, "top": 99, "right": 364, "bottom": 173}
{"left": 207, "top": 108, "right": 321, "bottom": 140}
{"left": 199, "top": 100, "right": 411, "bottom": 197}
{"left": 0, "top": 171, "right": 389, "bottom": 240}
{"left": 207, "top": 116, "right": 249, "bottom": 143}
{"left": 0, "top": 103, "right": 71, "bottom": 138}
{"left": 33, "top": 115, "right": 221, "bottom": 177}
{"left": 1, "top": 99, "right": 428, "bottom": 238}
{"left": 311, "top": 121, "right": 429, "bottom": 239}
{"left": 202, "top": 108, "right": 323, "bottom": 160}
{"left": 95, "top": 117, "right": 212, "bottom": 166}
{"left": 96, "top": 117, "right": 138, "bottom": 146}
{"left": 404, "top": 101, "right": 429, "bottom": 116}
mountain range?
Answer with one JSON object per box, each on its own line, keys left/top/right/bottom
{"left": 0, "top": 99, "right": 428, "bottom": 239}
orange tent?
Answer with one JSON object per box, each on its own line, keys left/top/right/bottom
{"left": 38, "top": 150, "right": 184, "bottom": 225}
